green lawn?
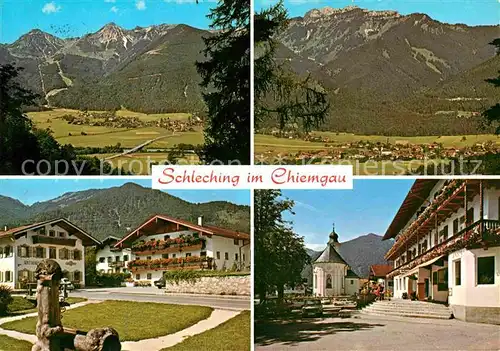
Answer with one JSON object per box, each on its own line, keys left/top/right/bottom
{"left": 163, "top": 311, "right": 250, "bottom": 351}
{"left": 0, "top": 335, "right": 32, "bottom": 351}
{"left": 2, "top": 301, "right": 213, "bottom": 341}
{"left": 7, "top": 296, "right": 87, "bottom": 316}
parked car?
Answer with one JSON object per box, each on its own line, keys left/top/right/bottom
{"left": 59, "top": 278, "right": 75, "bottom": 291}
{"left": 255, "top": 298, "right": 293, "bottom": 318}
{"left": 301, "top": 299, "right": 323, "bottom": 317}
{"left": 154, "top": 277, "right": 166, "bottom": 289}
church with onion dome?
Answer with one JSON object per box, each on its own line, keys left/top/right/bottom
{"left": 313, "top": 224, "right": 360, "bottom": 296}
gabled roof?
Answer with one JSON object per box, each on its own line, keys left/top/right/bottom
{"left": 0, "top": 219, "right": 100, "bottom": 246}
{"left": 314, "top": 243, "right": 348, "bottom": 265}
{"left": 114, "top": 214, "right": 249, "bottom": 248}
{"left": 346, "top": 269, "right": 360, "bottom": 278}
{"left": 369, "top": 264, "right": 393, "bottom": 278}
{"left": 383, "top": 179, "right": 439, "bottom": 240}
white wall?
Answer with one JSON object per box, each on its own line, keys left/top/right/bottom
{"left": 96, "top": 245, "right": 133, "bottom": 274}
{"left": 345, "top": 278, "right": 359, "bottom": 296}
{"left": 313, "top": 263, "right": 347, "bottom": 296}
{"left": 0, "top": 224, "right": 86, "bottom": 288}
{"left": 449, "top": 247, "right": 500, "bottom": 308}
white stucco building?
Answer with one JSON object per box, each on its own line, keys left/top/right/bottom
{"left": 0, "top": 219, "right": 100, "bottom": 289}
{"left": 384, "top": 179, "right": 500, "bottom": 324}
{"left": 114, "top": 215, "right": 250, "bottom": 283}
{"left": 96, "top": 236, "right": 134, "bottom": 274}
{"left": 313, "top": 228, "right": 360, "bottom": 297}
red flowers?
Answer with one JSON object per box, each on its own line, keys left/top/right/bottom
{"left": 132, "top": 235, "right": 205, "bottom": 253}
{"left": 127, "top": 255, "right": 208, "bottom": 269}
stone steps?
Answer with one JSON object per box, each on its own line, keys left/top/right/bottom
{"left": 361, "top": 300, "right": 453, "bottom": 320}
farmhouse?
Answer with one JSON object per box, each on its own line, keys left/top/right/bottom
{"left": 313, "top": 226, "right": 360, "bottom": 297}
{"left": 96, "top": 236, "right": 134, "bottom": 274}
{"left": 384, "top": 179, "right": 500, "bottom": 324}
{"left": 0, "top": 219, "right": 100, "bottom": 289}
{"left": 114, "top": 215, "right": 250, "bottom": 283}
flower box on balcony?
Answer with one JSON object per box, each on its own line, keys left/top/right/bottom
{"left": 128, "top": 256, "right": 212, "bottom": 271}
{"left": 133, "top": 244, "right": 203, "bottom": 256}
{"left": 132, "top": 236, "right": 205, "bottom": 254}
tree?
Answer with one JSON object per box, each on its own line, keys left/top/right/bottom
{"left": 482, "top": 39, "right": 500, "bottom": 133}
{"left": 0, "top": 64, "right": 41, "bottom": 174}
{"left": 254, "top": 1, "right": 329, "bottom": 133}
{"left": 196, "top": 0, "right": 250, "bottom": 165}
{"left": 85, "top": 247, "right": 98, "bottom": 287}
{"left": 254, "top": 190, "right": 310, "bottom": 303}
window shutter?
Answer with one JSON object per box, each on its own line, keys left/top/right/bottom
{"left": 17, "top": 246, "right": 22, "bottom": 257}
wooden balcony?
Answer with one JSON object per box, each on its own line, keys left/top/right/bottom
{"left": 385, "top": 179, "right": 489, "bottom": 260}
{"left": 32, "top": 235, "right": 76, "bottom": 247}
{"left": 387, "top": 219, "right": 500, "bottom": 278}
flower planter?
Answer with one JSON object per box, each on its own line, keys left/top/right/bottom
{"left": 133, "top": 244, "right": 203, "bottom": 256}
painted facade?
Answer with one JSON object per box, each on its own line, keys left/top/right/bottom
{"left": 385, "top": 179, "right": 500, "bottom": 324}
{"left": 115, "top": 215, "right": 250, "bottom": 284}
{"left": 0, "top": 219, "right": 100, "bottom": 289}
{"left": 313, "top": 228, "right": 360, "bottom": 296}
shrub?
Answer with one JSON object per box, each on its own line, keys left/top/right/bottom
{"left": 95, "top": 273, "right": 130, "bottom": 287}
{"left": 0, "top": 285, "right": 13, "bottom": 316}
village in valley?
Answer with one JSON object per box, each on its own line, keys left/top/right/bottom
{"left": 254, "top": 180, "right": 500, "bottom": 350}
{"left": 255, "top": 131, "right": 500, "bottom": 168}
{"left": 0, "top": 180, "right": 251, "bottom": 350}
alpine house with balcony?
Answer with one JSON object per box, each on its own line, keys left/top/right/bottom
{"left": 0, "top": 219, "right": 100, "bottom": 289}
{"left": 384, "top": 179, "right": 500, "bottom": 324}
{"left": 96, "top": 236, "right": 134, "bottom": 274}
{"left": 114, "top": 215, "right": 250, "bottom": 283}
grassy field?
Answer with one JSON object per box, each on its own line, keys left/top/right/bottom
{"left": 2, "top": 300, "right": 213, "bottom": 341}
{"left": 255, "top": 133, "right": 500, "bottom": 153}
{"left": 0, "top": 335, "right": 32, "bottom": 351}
{"left": 163, "top": 311, "right": 250, "bottom": 351}
{"left": 27, "top": 109, "right": 203, "bottom": 148}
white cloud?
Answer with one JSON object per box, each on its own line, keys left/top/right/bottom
{"left": 136, "top": 0, "right": 146, "bottom": 10}
{"left": 42, "top": 2, "right": 61, "bottom": 14}
{"left": 110, "top": 6, "right": 119, "bottom": 13}
{"left": 104, "top": 0, "right": 116, "bottom": 2}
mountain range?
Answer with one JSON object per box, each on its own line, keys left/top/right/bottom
{"left": 269, "top": 6, "right": 500, "bottom": 135}
{"left": 0, "top": 23, "right": 208, "bottom": 113}
{"left": 302, "top": 233, "right": 393, "bottom": 280}
{"left": 0, "top": 183, "right": 250, "bottom": 241}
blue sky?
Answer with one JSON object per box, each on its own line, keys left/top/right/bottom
{"left": 1, "top": 0, "right": 218, "bottom": 43}
{"left": 281, "top": 179, "right": 413, "bottom": 250}
{"left": 0, "top": 178, "right": 250, "bottom": 206}
{"left": 257, "top": 0, "right": 500, "bottom": 26}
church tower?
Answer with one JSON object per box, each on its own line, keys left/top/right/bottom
{"left": 312, "top": 223, "right": 349, "bottom": 297}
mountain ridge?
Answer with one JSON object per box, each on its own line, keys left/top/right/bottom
{"left": 269, "top": 6, "right": 500, "bottom": 135}
{"left": 0, "top": 183, "right": 250, "bottom": 241}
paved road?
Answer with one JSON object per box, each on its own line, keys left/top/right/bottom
{"left": 70, "top": 287, "right": 250, "bottom": 311}
{"left": 255, "top": 314, "right": 500, "bottom": 350}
